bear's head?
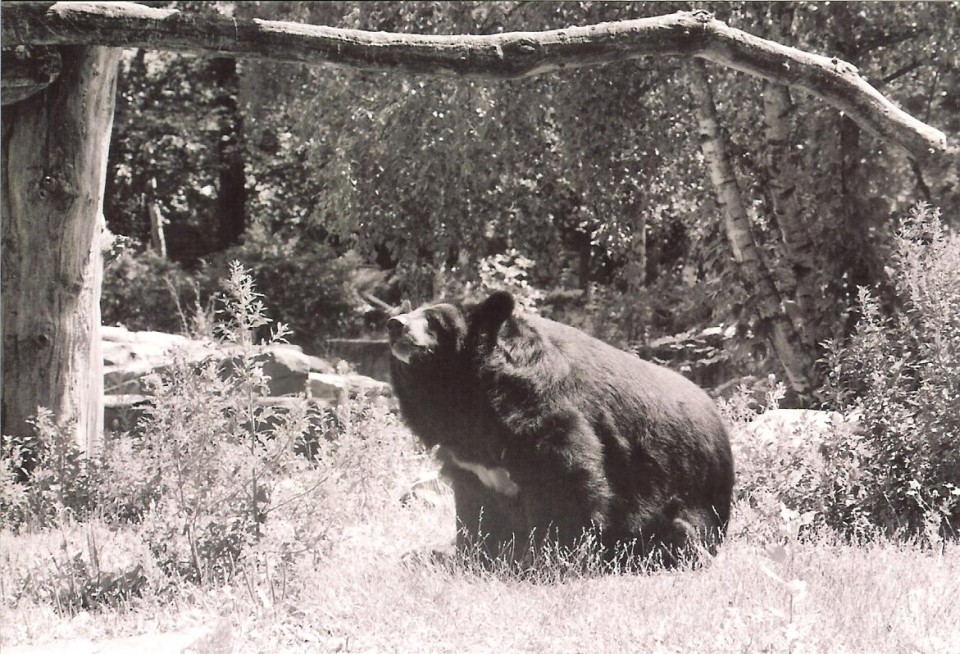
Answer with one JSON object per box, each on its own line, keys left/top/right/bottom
{"left": 386, "top": 291, "right": 516, "bottom": 365}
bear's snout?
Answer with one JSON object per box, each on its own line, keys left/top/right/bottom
{"left": 386, "top": 316, "right": 406, "bottom": 341}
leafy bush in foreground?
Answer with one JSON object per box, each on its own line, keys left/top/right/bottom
{"left": 822, "top": 204, "right": 960, "bottom": 539}
{"left": 723, "top": 383, "right": 871, "bottom": 542}
{"left": 2, "top": 263, "right": 422, "bottom": 610}
{"left": 728, "top": 205, "right": 959, "bottom": 544}
{"left": 725, "top": 205, "right": 960, "bottom": 544}
{"left": 0, "top": 410, "right": 96, "bottom": 531}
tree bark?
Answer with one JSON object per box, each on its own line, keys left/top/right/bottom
{"left": 211, "top": 57, "right": 246, "bottom": 249}
{"left": 1, "top": 45, "right": 120, "bottom": 457}
{"left": 687, "top": 59, "right": 815, "bottom": 396}
{"left": 761, "top": 5, "right": 822, "bottom": 350}
{"left": 148, "top": 202, "right": 167, "bottom": 258}
{"left": 0, "top": 3, "right": 949, "bottom": 162}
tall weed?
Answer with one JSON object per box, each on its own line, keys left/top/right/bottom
{"left": 0, "top": 411, "right": 96, "bottom": 530}
{"left": 120, "top": 262, "right": 327, "bottom": 582}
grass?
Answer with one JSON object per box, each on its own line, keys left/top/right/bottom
{"left": 3, "top": 491, "right": 960, "bottom": 654}
{"left": 5, "top": 244, "right": 960, "bottom": 653}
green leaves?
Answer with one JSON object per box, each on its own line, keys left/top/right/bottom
{"left": 104, "top": 1, "right": 959, "bottom": 368}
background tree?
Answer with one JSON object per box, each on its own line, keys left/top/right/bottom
{"left": 106, "top": 1, "right": 245, "bottom": 263}
{"left": 11, "top": 1, "right": 952, "bottom": 411}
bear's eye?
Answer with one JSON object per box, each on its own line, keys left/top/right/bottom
{"left": 425, "top": 314, "right": 442, "bottom": 331}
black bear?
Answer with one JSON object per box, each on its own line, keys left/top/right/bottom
{"left": 387, "top": 291, "right": 734, "bottom": 567}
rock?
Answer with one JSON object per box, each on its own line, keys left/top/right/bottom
{"left": 307, "top": 373, "right": 348, "bottom": 403}
{"left": 258, "top": 346, "right": 312, "bottom": 396}
{"left": 740, "top": 409, "right": 860, "bottom": 445}
{"left": 305, "top": 354, "right": 335, "bottom": 374}
{"left": 324, "top": 338, "right": 392, "bottom": 382}
{"left": 103, "top": 361, "right": 156, "bottom": 394}
{"left": 101, "top": 329, "right": 393, "bottom": 423}
{"left": 103, "top": 394, "right": 151, "bottom": 433}
{"left": 102, "top": 326, "right": 217, "bottom": 392}
{"left": 105, "top": 341, "right": 316, "bottom": 398}
{"left": 101, "top": 326, "right": 198, "bottom": 365}
{"left": 308, "top": 372, "right": 392, "bottom": 403}
{"left": 217, "top": 344, "right": 335, "bottom": 396}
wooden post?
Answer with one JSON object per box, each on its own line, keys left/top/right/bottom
{"left": 1, "top": 45, "right": 120, "bottom": 457}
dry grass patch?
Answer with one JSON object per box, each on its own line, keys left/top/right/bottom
{"left": 5, "top": 500, "right": 959, "bottom": 654}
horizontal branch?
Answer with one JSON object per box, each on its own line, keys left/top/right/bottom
{"left": 1, "top": 2, "right": 952, "bottom": 161}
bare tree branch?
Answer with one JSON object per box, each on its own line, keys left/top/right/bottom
{"left": 877, "top": 60, "right": 923, "bottom": 89}
{"left": 1, "top": 3, "right": 952, "bottom": 162}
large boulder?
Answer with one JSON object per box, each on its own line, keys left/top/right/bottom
{"left": 101, "top": 328, "right": 393, "bottom": 434}
{"left": 219, "top": 344, "right": 328, "bottom": 396}
{"left": 102, "top": 326, "right": 206, "bottom": 367}
{"left": 102, "top": 327, "right": 215, "bottom": 394}
{"left": 103, "top": 325, "right": 336, "bottom": 397}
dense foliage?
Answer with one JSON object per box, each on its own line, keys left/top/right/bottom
{"left": 822, "top": 204, "right": 960, "bottom": 537}
{"left": 101, "top": 2, "right": 958, "bottom": 390}
{"left": 729, "top": 205, "right": 960, "bottom": 542}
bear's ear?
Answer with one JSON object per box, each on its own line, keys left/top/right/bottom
{"left": 387, "top": 299, "right": 412, "bottom": 318}
{"left": 474, "top": 291, "right": 515, "bottom": 329}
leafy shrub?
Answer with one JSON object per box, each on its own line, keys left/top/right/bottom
{"left": 95, "top": 434, "right": 160, "bottom": 524}
{"left": 101, "top": 249, "right": 203, "bottom": 334}
{"left": 4, "top": 262, "right": 426, "bottom": 613}
{"left": 730, "top": 205, "right": 960, "bottom": 544}
{"left": 99, "top": 262, "right": 421, "bottom": 582}
{"left": 0, "top": 410, "right": 97, "bottom": 531}
{"left": 105, "top": 262, "right": 323, "bottom": 582}
{"left": 821, "top": 203, "right": 960, "bottom": 539}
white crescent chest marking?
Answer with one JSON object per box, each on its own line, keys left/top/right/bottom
{"left": 448, "top": 452, "right": 519, "bottom": 497}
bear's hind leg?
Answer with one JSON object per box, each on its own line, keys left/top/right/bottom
{"left": 613, "top": 501, "right": 725, "bottom": 568}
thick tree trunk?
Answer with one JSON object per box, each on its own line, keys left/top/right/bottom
{"left": 1, "top": 45, "right": 120, "bottom": 458}
{"left": 687, "top": 59, "right": 815, "bottom": 396}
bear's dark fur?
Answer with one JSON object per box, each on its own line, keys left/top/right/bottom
{"left": 387, "top": 291, "right": 734, "bottom": 567}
